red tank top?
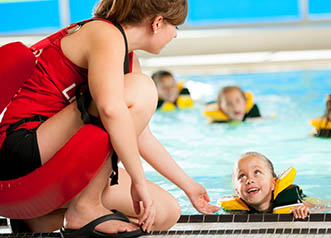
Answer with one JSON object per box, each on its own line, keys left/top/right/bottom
{"left": 0, "top": 19, "right": 133, "bottom": 147}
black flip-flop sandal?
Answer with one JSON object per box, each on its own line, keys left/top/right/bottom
{"left": 60, "top": 210, "right": 146, "bottom": 238}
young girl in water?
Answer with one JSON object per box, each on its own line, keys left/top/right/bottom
{"left": 0, "top": 0, "right": 218, "bottom": 236}
{"left": 311, "top": 94, "right": 331, "bottom": 137}
{"left": 151, "top": 70, "right": 192, "bottom": 110}
{"left": 219, "top": 152, "right": 311, "bottom": 219}
{"left": 203, "top": 86, "right": 261, "bottom": 123}
{"left": 217, "top": 86, "right": 261, "bottom": 122}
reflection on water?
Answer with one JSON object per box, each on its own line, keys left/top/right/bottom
{"left": 145, "top": 69, "right": 331, "bottom": 214}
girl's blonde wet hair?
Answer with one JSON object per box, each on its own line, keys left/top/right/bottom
{"left": 94, "top": 0, "right": 188, "bottom": 26}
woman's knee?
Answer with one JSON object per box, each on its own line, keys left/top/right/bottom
{"left": 124, "top": 72, "right": 158, "bottom": 115}
{"left": 102, "top": 169, "right": 181, "bottom": 230}
{"left": 156, "top": 198, "right": 181, "bottom": 230}
{"left": 147, "top": 181, "right": 181, "bottom": 230}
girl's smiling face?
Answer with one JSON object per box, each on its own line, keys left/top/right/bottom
{"left": 233, "top": 155, "right": 276, "bottom": 212}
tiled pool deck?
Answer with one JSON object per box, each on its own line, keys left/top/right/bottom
{"left": 1, "top": 214, "right": 331, "bottom": 237}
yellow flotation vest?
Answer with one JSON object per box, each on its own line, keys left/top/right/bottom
{"left": 310, "top": 119, "right": 331, "bottom": 136}
{"left": 310, "top": 118, "right": 331, "bottom": 137}
{"left": 217, "top": 167, "right": 303, "bottom": 214}
{"left": 159, "top": 81, "right": 194, "bottom": 112}
{"left": 310, "top": 119, "right": 331, "bottom": 130}
{"left": 202, "top": 91, "right": 254, "bottom": 123}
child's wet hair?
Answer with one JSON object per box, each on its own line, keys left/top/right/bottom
{"left": 94, "top": 0, "right": 188, "bottom": 26}
{"left": 151, "top": 70, "right": 174, "bottom": 86}
{"left": 232, "top": 152, "right": 277, "bottom": 187}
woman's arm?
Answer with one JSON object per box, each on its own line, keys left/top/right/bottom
{"left": 131, "top": 45, "right": 218, "bottom": 214}
{"left": 85, "top": 21, "right": 154, "bottom": 230}
{"left": 138, "top": 126, "right": 220, "bottom": 214}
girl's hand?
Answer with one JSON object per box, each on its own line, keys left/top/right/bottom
{"left": 185, "top": 181, "right": 220, "bottom": 214}
{"left": 291, "top": 204, "right": 310, "bottom": 219}
{"left": 130, "top": 181, "right": 156, "bottom": 233}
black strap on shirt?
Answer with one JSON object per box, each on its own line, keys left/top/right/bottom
{"left": 75, "top": 19, "right": 130, "bottom": 74}
{"left": 6, "top": 115, "right": 48, "bottom": 136}
{"left": 75, "top": 19, "right": 130, "bottom": 126}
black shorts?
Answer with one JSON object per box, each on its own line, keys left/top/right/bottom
{"left": 0, "top": 128, "right": 42, "bottom": 180}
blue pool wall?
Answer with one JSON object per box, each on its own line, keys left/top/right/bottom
{"left": 1, "top": 0, "right": 331, "bottom": 35}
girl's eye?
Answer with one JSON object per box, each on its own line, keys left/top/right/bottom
{"left": 176, "top": 26, "right": 179, "bottom": 30}
{"left": 238, "top": 174, "right": 246, "bottom": 180}
{"left": 255, "top": 170, "right": 261, "bottom": 175}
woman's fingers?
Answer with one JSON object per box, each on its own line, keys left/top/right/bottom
{"left": 139, "top": 203, "right": 155, "bottom": 233}
{"left": 130, "top": 182, "right": 155, "bottom": 233}
{"left": 192, "top": 193, "right": 219, "bottom": 214}
{"left": 200, "top": 202, "right": 220, "bottom": 214}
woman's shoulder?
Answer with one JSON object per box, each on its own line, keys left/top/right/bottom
{"left": 76, "top": 20, "right": 126, "bottom": 56}
{"left": 80, "top": 20, "right": 123, "bottom": 40}
{"left": 61, "top": 19, "right": 126, "bottom": 68}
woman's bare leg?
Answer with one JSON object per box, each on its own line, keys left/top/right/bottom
{"left": 87, "top": 72, "right": 180, "bottom": 230}
{"left": 37, "top": 101, "right": 83, "bottom": 163}
{"left": 24, "top": 209, "right": 66, "bottom": 232}
{"left": 101, "top": 73, "right": 181, "bottom": 230}
{"left": 33, "top": 101, "right": 139, "bottom": 233}
{"left": 25, "top": 73, "right": 179, "bottom": 232}
{"left": 63, "top": 154, "right": 139, "bottom": 234}
{"left": 103, "top": 168, "right": 181, "bottom": 230}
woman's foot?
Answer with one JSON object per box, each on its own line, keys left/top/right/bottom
{"left": 64, "top": 204, "right": 139, "bottom": 234}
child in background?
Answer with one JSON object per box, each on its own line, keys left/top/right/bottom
{"left": 151, "top": 70, "right": 193, "bottom": 111}
{"left": 326, "top": 94, "right": 331, "bottom": 121}
{"left": 311, "top": 94, "right": 331, "bottom": 137}
{"left": 203, "top": 86, "right": 261, "bottom": 123}
{"left": 218, "top": 152, "right": 312, "bottom": 219}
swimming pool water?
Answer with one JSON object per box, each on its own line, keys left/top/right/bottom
{"left": 144, "top": 69, "right": 331, "bottom": 215}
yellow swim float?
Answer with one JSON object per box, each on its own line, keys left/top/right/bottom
{"left": 310, "top": 118, "right": 331, "bottom": 138}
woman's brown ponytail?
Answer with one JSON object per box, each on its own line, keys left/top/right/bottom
{"left": 94, "top": 0, "right": 188, "bottom": 25}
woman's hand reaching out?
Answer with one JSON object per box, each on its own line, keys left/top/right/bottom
{"left": 185, "top": 181, "right": 220, "bottom": 214}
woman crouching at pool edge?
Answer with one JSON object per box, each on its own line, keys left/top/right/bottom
{"left": 218, "top": 152, "right": 314, "bottom": 219}
{"left": 0, "top": 0, "right": 219, "bottom": 236}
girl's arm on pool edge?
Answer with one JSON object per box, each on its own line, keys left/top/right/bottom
{"left": 138, "top": 126, "right": 220, "bottom": 214}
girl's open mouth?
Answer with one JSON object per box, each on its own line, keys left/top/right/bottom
{"left": 247, "top": 187, "right": 260, "bottom": 195}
